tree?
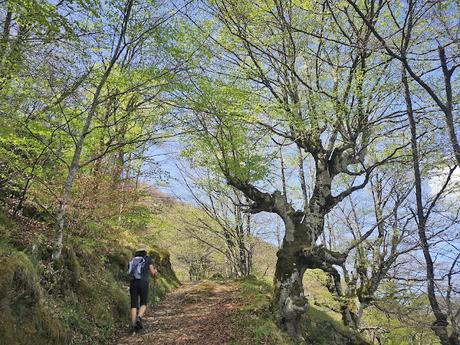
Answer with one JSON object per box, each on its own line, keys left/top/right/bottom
{"left": 343, "top": 1, "right": 460, "bottom": 342}
{"left": 52, "top": 0, "right": 136, "bottom": 260}
{"left": 344, "top": 0, "right": 460, "bottom": 165}
{"left": 329, "top": 170, "right": 415, "bottom": 330}
{"left": 403, "top": 49, "right": 459, "bottom": 345}
{"left": 180, "top": 0, "right": 407, "bottom": 337}
{"left": 0, "top": 0, "right": 181, "bottom": 260}
{"left": 0, "top": 1, "right": 92, "bottom": 208}
{"left": 181, "top": 168, "right": 255, "bottom": 278}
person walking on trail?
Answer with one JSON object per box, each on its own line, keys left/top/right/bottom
{"left": 128, "top": 244, "right": 158, "bottom": 334}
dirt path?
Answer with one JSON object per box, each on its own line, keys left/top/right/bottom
{"left": 115, "top": 281, "right": 241, "bottom": 345}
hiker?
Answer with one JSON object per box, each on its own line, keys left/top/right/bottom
{"left": 128, "top": 244, "right": 158, "bottom": 334}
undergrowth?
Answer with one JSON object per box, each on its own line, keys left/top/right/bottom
{"left": 228, "top": 276, "right": 298, "bottom": 345}
{"left": 0, "top": 210, "right": 179, "bottom": 345}
{"left": 229, "top": 276, "right": 368, "bottom": 345}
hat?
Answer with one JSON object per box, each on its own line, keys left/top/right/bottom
{"left": 136, "top": 244, "right": 148, "bottom": 252}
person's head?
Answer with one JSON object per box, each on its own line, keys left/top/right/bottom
{"left": 135, "top": 244, "right": 148, "bottom": 257}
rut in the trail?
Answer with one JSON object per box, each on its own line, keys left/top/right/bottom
{"left": 115, "top": 281, "right": 241, "bottom": 345}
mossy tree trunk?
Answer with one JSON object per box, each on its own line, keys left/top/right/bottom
{"left": 273, "top": 209, "right": 351, "bottom": 338}
{"left": 226, "top": 154, "right": 354, "bottom": 339}
{"left": 273, "top": 220, "right": 312, "bottom": 337}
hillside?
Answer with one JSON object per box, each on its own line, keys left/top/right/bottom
{"left": 120, "top": 189, "right": 441, "bottom": 345}
{"left": 1, "top": 1, "right": 459, "bottom": 344}
{"left": 0, "top": 185, "right": 443, "bottom": 345}
{"left": 0, "top": 208, "right": 179, "bottom": 345}
{"left": 0, "top": 204, "right": 364, "bottom": 345}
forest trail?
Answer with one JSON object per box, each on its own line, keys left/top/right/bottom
{"left": 115, "top": 281, "right": 241, "bottom": 345}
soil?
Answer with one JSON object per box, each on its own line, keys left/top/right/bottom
{"left": 115, "top": 281, "right": 241, "bottom": 345}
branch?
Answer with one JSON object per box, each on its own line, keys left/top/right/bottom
{"left": 344, "top": 0, "right": 448, "bottom": 114}
{"left": 425, "top": 165, "right": 457, "bottom": 220}
{"left": 327, "top": 140, "right": 411, "bottom": 210}
{"left": 300, "top": 244, "right": 347, "bottom": 267}
{"left": 225, "top": 175, "right": 295, "bottom": 217}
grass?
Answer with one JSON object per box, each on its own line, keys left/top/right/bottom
{"left": 182, "top": 281, "right": 216, "bottom": 304}
{"left": 0, "top": 246, "right": 66, "bottom": 345}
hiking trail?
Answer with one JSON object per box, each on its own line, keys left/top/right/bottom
{"left": 114, "top": 281, "right": 241, "bottom": 345}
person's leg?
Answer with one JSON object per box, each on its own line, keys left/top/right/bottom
{"left": 136, "top": 281, "right": 149, "bottom": 329}
{"left": 138, "top": 304, "right": 147, "bottom": 318}
{"left": 139, "top": 280, "right": 149, "bottom": 317}
{"left": 129, "top": 281, "right": 140, "bottom": 330}
{"left": 130, "top": 308, "right": 137, "bottom": 325}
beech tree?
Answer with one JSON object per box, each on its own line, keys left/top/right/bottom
{"left": 344, "top": 1, "right": 460, "bottom": 343}
{"left": 181, "top": 0, "right": 408, "bottom": 337}
{"left": 0, "top": 0, "right": 182, "bottom": 260}
{"left": 329, "top": 170, "right": 415, "bottom": 329}
{"left": 345, "top": 0, "right": 460, "bottom": 166}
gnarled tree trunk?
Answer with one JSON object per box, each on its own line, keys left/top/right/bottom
{"left": 226, "top": 153, "right": 353, "bottom": 339}
{"left": 273, "top": 220, "right": 312, "bottom": 338}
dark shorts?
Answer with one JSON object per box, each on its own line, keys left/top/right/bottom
{"left": 129, "top": 280, "right": 149, "bottom": 308}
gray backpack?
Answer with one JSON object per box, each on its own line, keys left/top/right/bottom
{"left": 128, "top": 256, "right": 145, "bottom": 279}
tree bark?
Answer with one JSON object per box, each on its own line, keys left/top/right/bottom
{"left": 297, "top": 146, "right": 309, "bottom": 210}
{"left": 0, "top": 7, "right": 12, "bottom": 64}
{"left": 244, "top": 210, "right": 253, "bottom": 275}
{"left": 403, "top": 66, "right": 453, "bottom": 345}
{"left": 273, "top": 221, "right": 310, "bottom": 339}
{"left": 279, "top": 146, "right": 287, "bottom": 201}
{"left": 438, "top": 46, "right": 460, "bottom": 167}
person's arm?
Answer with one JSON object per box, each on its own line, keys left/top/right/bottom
{"left": 149, "top": 264, "right": 157, "bottom": 277}
{"left": 149, "top": 263, "right": 158, "bottom": 285}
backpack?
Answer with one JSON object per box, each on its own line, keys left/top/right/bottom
{"left": 128, "top": 256, "right": 145, "bottom": 280}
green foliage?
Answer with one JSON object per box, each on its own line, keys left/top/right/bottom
{"left": 0, "top": 0, "right": 458, "bottom": 344}
{"left": 360, "top": 281, "right": 440, "bottom": 345}
{"left": 181, "top": 78, "right": 274, "bottom": 183}
{"left": 0, "top": 0, "right": 177, "bottom": 246}
{"left": 7, "top": 0, "right": 69, "bottom": 34}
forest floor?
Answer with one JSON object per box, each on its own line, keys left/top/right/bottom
{"left": 115, "top": 280, "right": 242, "bottom": 345}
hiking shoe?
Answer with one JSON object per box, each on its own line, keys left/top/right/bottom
{"left": 135, "top": 316, "right": 143, "bottom": 330}
{"left": 130, "top": 324, "right": 137, "bottom": 336}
